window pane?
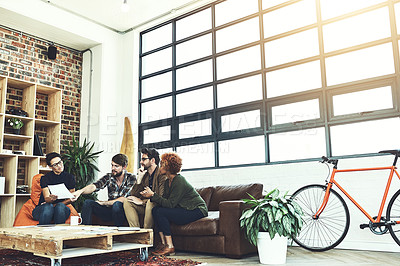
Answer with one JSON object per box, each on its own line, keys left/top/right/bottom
{"left": 333, "top": 86, "right": 393, "bottom": 116}
{"left": 177, "top": 34, "right": 212, "bottom": 65}
{"left": 143, "top": 126, "right": 170, "bottom": 144}
{"left": 266, "top": 60, "right": 321, "bottom": 98}
{"left": 216, "top": 17, "right": 260, "bottom": 53}
{"left": 331, "top": 118, "right": 400, "bottom": 156}
{"left": 217, "top": 75, "right": 263, "bottom": 108}
{"left": 217, "top": 45, "right": 261, "bottom": 80}
{"left": 179, "top": 119, "right": 212, "bottom": 139}
{"left": 269, "top": 128, "right": 326, "bottom": 161}
{"left": 219, "top": 136, "right": 265, "bottom": 166}
{"left": 221, "top": 110, "right": 261, "bottom": 132}
{"left": 323, "top": 8, "right": 391, "bottom": 53}
{"left": 265, "top": 28, "right": 319, "bottom": 67}
{"left": 176, "top": 87, "right": 213, "bottom": 116}
{"left": 158, "top": 148, "right": 174, "bottom": 157}
{"left": 325, "top": 43, "right": 395, "bottom": 86}
{"left": 142, "top": 23, "right": 172, "bottom": 53}
{"left": 262, "top": 0, "right": 289, "bottom": 9}
{"left": 141, "top": 72, "right": 172, "bottom": 99}
{"left": 141, "top": 97, "right": 172, "bottom": 123}
{"left": 177, "top": 143, "right": 215, "bottom": 169}
{"left": 142, "top": 48, "right": 172, "bottom": 76}
{"left": 271, "top": 99, "right": 320, "bottom": 125}
{"left": 176, "top": 8, "right": 211, "bottom": 40}
{"left": 320, "top": 0, "right": 386, "bottom": 20}
{"left": 263, "top": 0, "right": 316, "bottom": 38}
{"left": 176, "top": 60, "right": 213, "bottom": 90}
{"left": 215, "top": 0, "right": 259, "bottom": 26}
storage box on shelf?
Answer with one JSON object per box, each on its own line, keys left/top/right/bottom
{"left": 0, "top": 75, "right": 62, "bottom": 227}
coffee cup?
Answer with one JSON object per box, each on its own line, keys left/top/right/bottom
{"left": 70, "top": 215, "right": 82, "bottom": 226}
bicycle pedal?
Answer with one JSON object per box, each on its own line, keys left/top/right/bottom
{"left": 360, "top": 224, "right": 369, "bottom": 229}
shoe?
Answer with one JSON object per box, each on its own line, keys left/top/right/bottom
{"left": 154, "top": 243, "right": 167, "bottom": 252}
{"left": 152, "top": 246, "right": 175, "bottom": 256}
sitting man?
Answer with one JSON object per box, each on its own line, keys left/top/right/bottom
{"left": 32, "top": 152, "right": 75, "bottom": 225}
{"left": 72, "top": 153, "right": 136, "bottom": 226}
{"left": 124, "top": 147, "right": 166, "bottom": 228}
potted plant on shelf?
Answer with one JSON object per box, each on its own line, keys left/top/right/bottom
{"left": 240, "top": 188, "right": 303, "bottom": 264}
{"left": 7, "top": 117, "right": 24, "bottom": 135}
{"left": 62, "top": 137, "right": 103, "bottom": 212}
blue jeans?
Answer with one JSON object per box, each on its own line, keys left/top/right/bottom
{"left": 81, "top": 199, "right": 127, "bottom": 226}
{"left": 152, "top": 206, "right": 205, "bottom": 236}
{"left": 32, "top": 203, "right": 71, "bottom": 225}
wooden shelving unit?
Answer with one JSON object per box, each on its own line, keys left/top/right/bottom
{"left": 0, "top": 75, "right": 62, "bottom": 227}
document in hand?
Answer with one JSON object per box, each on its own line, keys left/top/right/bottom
{"left": 47, "top": 183, "right": 74, "bottom": 199}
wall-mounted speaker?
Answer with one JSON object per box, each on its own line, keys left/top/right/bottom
{"left": 48, "top": 45, "right": 57, "bottom": 60}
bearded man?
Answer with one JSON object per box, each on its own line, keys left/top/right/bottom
{"left": 72, "top": 153, "right": 136, "bottom": 226}
{"left": 124, "top": 147, "right": 166, "bottom": 229}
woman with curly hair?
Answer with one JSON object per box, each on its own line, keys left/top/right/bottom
{"left": 140, "top": 152, "right": 207, "bottom": 256}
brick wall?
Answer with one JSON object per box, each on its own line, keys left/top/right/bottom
{"left": 0, "top": 27, "right": 82, "bottom": 145}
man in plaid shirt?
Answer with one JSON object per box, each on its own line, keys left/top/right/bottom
{"left": 72, "top": 154, "right": 136, "bottom": 226}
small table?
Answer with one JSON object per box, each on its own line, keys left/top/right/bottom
{"left": 0, "top": 225, "right": 153, "bottom": 266}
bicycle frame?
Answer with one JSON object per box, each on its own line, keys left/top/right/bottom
{"left": 314, "top": 165, "right": 400, "bottom": 224}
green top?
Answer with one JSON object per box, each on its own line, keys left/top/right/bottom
{"left": 151, "top": 174, "right": 208, "bottom": 216}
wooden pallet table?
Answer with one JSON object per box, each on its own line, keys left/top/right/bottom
{"left": 0, "top": 225, "right": 153, "bottom": 265}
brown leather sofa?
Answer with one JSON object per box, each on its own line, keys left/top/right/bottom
{"left": 170, "top": 183, "right": 263, "bottom": 258}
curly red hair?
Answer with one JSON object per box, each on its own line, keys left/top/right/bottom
{"left": 161, "top": 152, "right": 182, "bottom": 175}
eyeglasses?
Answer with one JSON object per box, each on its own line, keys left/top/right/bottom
{"left": 141, "top": 157, "right": 151, "bottom": 161}
{"left": 50, "top": 160, "right": 63, "bottom": 168}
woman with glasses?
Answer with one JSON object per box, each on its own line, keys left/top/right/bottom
{"left": 140, "top": 152, "right": 208, "bottom": 256}
{"left": 32, "top": 152, "right": 76, "bottom": 225}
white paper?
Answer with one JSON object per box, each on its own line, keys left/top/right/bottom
{"left": 117, "top": 227, "right": 140, "bottom": 231}
{"left": 47, "top": 183, "right": 74, "bottom": 199}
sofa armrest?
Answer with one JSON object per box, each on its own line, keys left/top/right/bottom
{"left": 219, "top": 200, "right": 256, "bottom": 258}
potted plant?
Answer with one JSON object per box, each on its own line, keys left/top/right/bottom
{"left": 62, "top": 137, "right": 103, "bottom": 212}
{"left": 7, "top": 117, "right": 24, "bottom": 134}
{"left": 240, "top": 188, "right": 303, "bottom": 264}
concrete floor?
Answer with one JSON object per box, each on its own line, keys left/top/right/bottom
{"left": 170, "top": 247, "right": 400, "bottom": 265}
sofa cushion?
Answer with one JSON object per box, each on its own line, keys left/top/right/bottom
{"left": 171, "top": 211, "right": 219, "bottom": 236}
{"left": 208, "top": 183, "right": 263, "bottom": 211}
{"left": 196, "top": 186, "right": 214, "bottom": 209}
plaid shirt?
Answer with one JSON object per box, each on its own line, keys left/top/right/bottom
{"left": 93, "top": 171, "right": 136, "bottom": 201}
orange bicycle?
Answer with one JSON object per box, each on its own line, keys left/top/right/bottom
{"left": 291, "top": 150, "right": 400, "bottom": 251}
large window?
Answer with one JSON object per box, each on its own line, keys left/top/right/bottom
{"left": 139, "top": 0, "right": 400, "bottom": 169}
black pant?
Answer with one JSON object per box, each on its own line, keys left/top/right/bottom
{"left": 152, "top": 206, "right": 205, "bottom": 236}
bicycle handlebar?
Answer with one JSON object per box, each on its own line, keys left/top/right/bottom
{"left": 320, "top": 156, "right": 338, "bottom": 168}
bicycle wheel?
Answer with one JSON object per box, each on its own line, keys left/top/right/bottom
{"left": 290, "top": 184, "right": 350, "bottom": 251}
{"left": 386, "top": 189, "right": 400, "bottom": 246}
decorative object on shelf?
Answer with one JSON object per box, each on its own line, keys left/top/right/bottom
{"left": 7, "top": 117, "right": 24, "bottom": 135}
{"left": 33, "top": 134, "right": 44, "bottom": 156}
{"left": 12, "top": 150, "right": 26, "bottom": 155}
{"left": 6, "top": 108, "right": 28, "bottom": 117}
{"left": 62, "top": 137, "right": 103, "bottom": 212}
{"left": 240, "top": 188, "right": 304, "bottom": 264}
{"left": 16, "top": 185, "right": 28, "bottom": 194}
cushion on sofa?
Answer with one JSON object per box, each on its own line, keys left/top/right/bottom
{"left": 196, "top": 186, "right": 214, "bottom": 209}
{"left": 171, "top": 211, "right": 219, "bottom": 236}
{"left": 208, "top": 183, "right": 263, "bottom": 211}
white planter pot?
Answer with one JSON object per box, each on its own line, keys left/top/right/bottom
{"left": 257, "top": 232, "right": 288, "bottom": 264}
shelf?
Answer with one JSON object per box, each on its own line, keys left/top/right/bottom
{"left": 3, "top": 134, "right": 32, "bottom": 141}
{"left": 35, "top": 119, "right": 60, "bottom": 127}
{"left": 0, "top": 75, "right": 62, "bottom": 228}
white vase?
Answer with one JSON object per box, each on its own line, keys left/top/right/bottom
{"left": 257, "top": 232, "right": 288, "bottom": 264}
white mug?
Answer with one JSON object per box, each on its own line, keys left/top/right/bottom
{"left": 70, "top": 215, "right": 82, "bottom": 226}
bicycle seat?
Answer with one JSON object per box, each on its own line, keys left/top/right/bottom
{"left": 379, "top": 150, "right": 400, "bottom": 156}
